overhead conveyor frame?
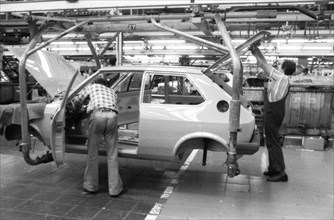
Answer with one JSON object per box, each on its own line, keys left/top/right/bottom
{"left": 0, "top": 0, "right": 320, "bottom": 13}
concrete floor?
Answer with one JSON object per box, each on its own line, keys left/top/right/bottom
{"left": 1, "top": 136, "right": 333, "bottom": 220}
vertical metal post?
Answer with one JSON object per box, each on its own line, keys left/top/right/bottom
{"left": 98, "top": 31, "right": 120, "bottom": 57}
{"left": 116, "top": 32, "right": 123, "bottom": 66}
{"left": 0, "top": 44, "right": 3, "bottom": 81}
{"left": 214, "top": 14, "right": 243, "bottom": 177}
{"left": 19, "top": 21, "right": 47, "bottom": 164}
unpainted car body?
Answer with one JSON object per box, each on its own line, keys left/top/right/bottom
{"left": 32, "top": 66, "right": 259, "bottom": 165}
{"left": 1, "top": 49, "right": 259, "bottom": 167}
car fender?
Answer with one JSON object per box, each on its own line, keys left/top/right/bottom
{"left": 173, "top": 132, "right": 229, "bottom": 157}
{"left": 28, "top": 122, "right": 46, "bottom": 144}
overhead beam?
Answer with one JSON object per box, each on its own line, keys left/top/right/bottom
{"left": 0, "top": 12, "right": 324, "bottom": 29}
{"left": 151, "top": 18, "right": 229, "bottom": 54}
{"left": 0, "top": 0, "right": 322, "bottom": 13}
{"left": 5, "top": 48, "right": 333, "bottom": 57}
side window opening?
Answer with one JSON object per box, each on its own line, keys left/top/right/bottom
{"left": 143, "top": 73, "right": 204, "bottom": 105}
{"left": 115, "top": 72, "right": 142, "bottom": 93}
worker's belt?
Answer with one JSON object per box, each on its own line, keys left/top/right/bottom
{"left": 95, "top": 108, "right": 118, "bottom": 114}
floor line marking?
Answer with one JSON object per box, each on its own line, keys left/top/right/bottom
{"left": 145, "top": 149, "right": 199, "bottom": 220}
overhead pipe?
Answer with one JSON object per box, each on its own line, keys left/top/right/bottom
{"left": 228, "top": 5, "right": 321, "bottom": 20}
{"left": 28, "top": 19, "right": 91, "bottom": 56}
{"left": 151, "top": 18, "right": 229, "bottom": 54}
{"left": 214, "top": 13, "right": 243, "bottom": 178}
{"left": 203, "top": 30, "right": 270, "bottom": 74}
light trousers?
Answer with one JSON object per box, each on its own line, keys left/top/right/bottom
{"left": 83, "top": 110, "right": 123, "bottom": 195}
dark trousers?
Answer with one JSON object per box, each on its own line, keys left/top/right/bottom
{"left": 264, "top": 92, "right": 286, "bottom": 172}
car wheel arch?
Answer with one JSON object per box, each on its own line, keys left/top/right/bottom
{"left": 174, "top": 132, "right": 229, "bottom": 158}
{"left": 4, "top": 123, "right": 45, "bottom": 144}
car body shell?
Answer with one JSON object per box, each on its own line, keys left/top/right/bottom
{"left": 2, "top": 65, "right": 259, "bottom": 165}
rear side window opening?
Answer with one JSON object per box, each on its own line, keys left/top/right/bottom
{"left": 143, "top": 73, "right": 205, "bottom": 105}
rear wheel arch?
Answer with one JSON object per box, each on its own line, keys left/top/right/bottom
{"left": 174, "top": 132, "right": 229, "bottom": 158}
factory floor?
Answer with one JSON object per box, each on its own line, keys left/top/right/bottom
{"left": 0, "top": 136, "right": 333, "bottom": 220}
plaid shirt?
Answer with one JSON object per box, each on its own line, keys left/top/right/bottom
{"left": 72, "top": 83, "right": 118, "bottom": 114}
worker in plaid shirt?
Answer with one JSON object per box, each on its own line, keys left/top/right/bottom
{"left": 71, "top": 77, "right": 124, "bottom": 197}
{"left": 250, "top": 43, "right": 295, "bottom": 183}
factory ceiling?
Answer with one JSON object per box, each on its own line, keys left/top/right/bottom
{"left": 0, "top": 0, "right": 333, "bottom": 58}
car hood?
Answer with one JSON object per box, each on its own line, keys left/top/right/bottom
{"left": 8, "top": 48, "right": 85, "bottom": 97}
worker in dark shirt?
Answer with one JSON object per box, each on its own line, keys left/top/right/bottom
{"left": 71, "top": 77, "right": 124, "bottom": 197}
{"left": 250, "top": 43, "right": 295, "bottom": 182}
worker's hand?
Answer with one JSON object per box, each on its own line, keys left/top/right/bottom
{"left": 257, "top": 71, "right": 266, "bottom": 79}
{"left": 249, "top": 43, "right": 259, "bottom": 54}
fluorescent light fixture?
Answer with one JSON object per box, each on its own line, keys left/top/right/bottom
{"left": 303, "top": 46, "right": 333, "bottom": 50}
{"left": 166, "top": 45, "right": 198, "bottom": 50}
{"left": 279, "top": 46, "right": 302, "bottom": 50}
{"left": 232, "top": 39, "right": 246, "bottom": 43}
{"left": 50, "top": 41, "right": 111, "bottom": 45}
{"left": 50, "top": 41, "right": 74, "bottom": 45}
{"left": 124, "top": 41, "right": 144, "bottom": 44}
{"left": 147, "top": 39, "right": 186, "bottom": 44}
{"left": 123, "top": 46, "right": 143, "bottom": 50}
{"left": 152, "top": 46, "right": 165, "bottom": 50}
{"left": 42, "top": 33, "right": 84, "bottom": 39}
{"left": 48, "top": 47, "right": 91, "bottom": 51}
{"left": 259, "top": 45, "right": 275, "bottom": 50}
{"left": 190, "top": 55, "right": 205, "bottom": 58}
{"left": 272, "top": 38, "right": 334, "bottom": 43}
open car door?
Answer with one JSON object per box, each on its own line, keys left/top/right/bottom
{"left": 50, "top": 70, "right": 80, "bottom": 166}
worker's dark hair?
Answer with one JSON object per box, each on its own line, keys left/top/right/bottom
{"left": 109, "top": 56, "right": 117, "bottom": 66}
{"left": 302, "top": 68, "right": 309, "bottom": 74}
{"left": 281, "top": 60, "right": 296, "bottom": 76}
{"left": 94, "top": 77, "right": 107, "bottom": 86}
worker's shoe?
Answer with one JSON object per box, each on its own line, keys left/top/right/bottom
{"left": 266, "top": 171, "right": 288, "bottom": 182}
{"left": 109, "top": 188, "right": 127, "bottom": 198}
{"left": 82, "top": 188, "right": 99, "bottom": 194}
{"left": 263, "top": 170, "right": 280, "bottom": 177}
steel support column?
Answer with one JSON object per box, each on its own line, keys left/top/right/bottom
{"left": 116, "top": 32, "right": 123, "bottom": 66}
{"left": 214, "top": 13, "right": 243, "bottom": 177}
